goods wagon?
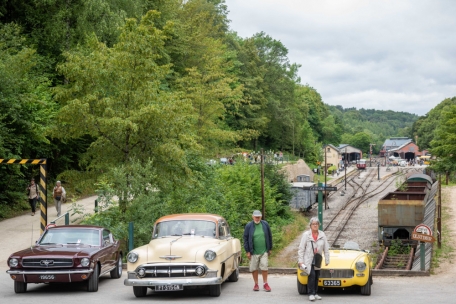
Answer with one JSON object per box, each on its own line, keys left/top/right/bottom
{"left": 290, "top": 182, "right": 317, "bottom": 211}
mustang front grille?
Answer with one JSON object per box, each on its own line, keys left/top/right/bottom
{"left": 137, "top": 264, "right": 207, "bottom": 278}
{"left": 320, "top": 269, "right": 354, "bottom": 278}
{"left": 22, "top": 258, "right": 73, "bottom": 268}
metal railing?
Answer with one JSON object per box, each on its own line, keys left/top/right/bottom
{"left": 50, "top": 212, "right": 70, "bottom": 225}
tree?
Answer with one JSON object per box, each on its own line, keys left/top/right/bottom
{"left": 53, "top": 11, "right": 199, "bottom": 212}
{"left": 430, "top": 104, "right": 456, "bottom": 184}
{"left": 350, "top": 132, "right": 372, "bottom": 154}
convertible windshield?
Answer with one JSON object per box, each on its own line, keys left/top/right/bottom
{"left": 153, "top": 220, "right": 216, "bottom": 238}
{"left": 38, "top": 229, "right": 100, "bottom": 246}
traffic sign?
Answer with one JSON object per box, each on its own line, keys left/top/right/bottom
{"left": 303, "top": 186, "right": 337, "bottom": 191}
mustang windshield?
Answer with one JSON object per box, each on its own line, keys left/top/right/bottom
{"left": 39, "top": 229, "right": 100, "bottom": 246}
{"left": 153, "top": 220, "right": 216, "bottom": 238}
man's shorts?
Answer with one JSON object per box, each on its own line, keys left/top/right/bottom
{"left": 249, "top": 252, "right": 268, "bottom": 272}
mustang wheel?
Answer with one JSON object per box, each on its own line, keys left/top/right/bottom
{"left": 208, "top": 284, "right": 221, "bottom": 297}
{"left": 133, "top": 286, "right": 148, "bottom": 297}
{"left": 14, "top": 281, "right": 27, "bottom": 293}
{"left": 110, "top": 254, "right": 123, "bottom": 279}
{"left": 87, "top": 264, "right": 99, "bottom": 292}
{"left": 297, "top": 279, "right": 307, "bottom": 295}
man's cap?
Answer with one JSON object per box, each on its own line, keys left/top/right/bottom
{"left": 252, "top": 210, "right": 262, "bottom": 217}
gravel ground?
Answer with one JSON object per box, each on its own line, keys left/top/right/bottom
{"left": 273, "top": 166, "right": 423, "bottom": 266}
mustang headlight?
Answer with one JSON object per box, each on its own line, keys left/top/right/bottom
{"left": 127, "top": 252, "right": 139, "bottom": 263}
{"left": 80, "top": 258, "right": 90, "bottom": 267}
{"left": 204, "top": 250, "right": 217, "bottom": 261}
{"left": 9, "top": 258, "right": 19, "bottom": 267}
{"left": 355, "top": 261, "right": 367, "bottom": 272}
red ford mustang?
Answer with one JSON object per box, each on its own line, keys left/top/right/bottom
{"left": 6, "top": 225, "right": 123, "bottom": 293}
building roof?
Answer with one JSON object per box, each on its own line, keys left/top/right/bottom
{"left": 382, "top": 137, "right": 412, "bottom": 150}
{"left": 337, "top": 144, "right": 362, "bottom": 153}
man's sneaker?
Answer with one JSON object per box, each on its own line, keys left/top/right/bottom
{"left": 253, "top": 283, "right": 259, "bottom": 291}
{"left": 309, "top": 295, "right": 315, "bottom": 301}
{"left": 263, "top": 283, "right": 271, "bottom": 292}
{"left": 315, "top": 294, "right": 322, "bottom": 300}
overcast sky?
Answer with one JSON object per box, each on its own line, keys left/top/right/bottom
{"left": 224, "top": 0, "right": 456, "bottom": 116}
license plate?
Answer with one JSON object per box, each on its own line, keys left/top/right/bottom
{"left": 155, "top": 284, "right": 183, "bottom": 291}
{"left": 39, "top": 275, "right": 55, "bottom": 280}
{"left": 323, "top": 280, "right": 341, "bottom": 286}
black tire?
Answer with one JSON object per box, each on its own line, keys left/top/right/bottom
{"left": 227, "top": 260, "right": 239, "bottom": 282}
{"left": 360, "top": 279, "right": 371, "bottom": 295}
{"left": 133, "top": 286, "right": 148, "bottom": 297}
{"left": 297, "top": 279, "right": 307, "bottom": 295}
{"left": 14, "top": 281, "right": 27, "bottom": 293}
{"left": 87, "top": 264, "right": 99, "bottom": 292}
{"left": 110, "top": 254, "right": 122, "bottom": 279}
{"left": 208, "top": 284, "right": 221, "bottom": 297}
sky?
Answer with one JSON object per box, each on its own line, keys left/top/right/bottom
{"left": 224, "top": 0, "right": 456, "bottom": 116}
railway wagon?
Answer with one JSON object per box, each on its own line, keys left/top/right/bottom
{"left": 290, "top": 182, "right": 317, "bottom": 211}
{"left": 356, "top": 159, "right": 367, "bottom": 170}
{"left": 378, "top": 192, "right": 427, "bottom": 246}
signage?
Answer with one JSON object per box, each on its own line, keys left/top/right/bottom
{"left": 303, "top": 186, "right": 337, "bottom": 191}
{"left": 411, "top": 232, "right": 435, "bottom": 243}
{"left": 412, "top": 223, "right": 434, "bottom": 243}
{"left": 413, "top": 224, "right": 432, "bottom": 236}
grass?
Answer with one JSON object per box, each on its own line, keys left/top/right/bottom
{"left": 431, "top": 184, "right": 455, "bottom": 273}
{"left": 268, "top": 211, "right": 308, "bottom": 267}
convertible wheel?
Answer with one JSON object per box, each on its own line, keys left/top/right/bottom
{"left": 208, "top": 284, "right": 221, "bottom": 297}
{"left": 87, "top": 264, "right": 99, "bottom": 292}
{"left": 110, "top": 254, "right": 123, "bottom": 279}
{"left": 297, "top": 279, "right": 307, "bottom": 295}
{"left": 14, "top": 281, "right": 27, "bottom": 293}
{"left": 228, "top": 260, "right": 239, "bottom": 282}
{"left": 360, "top": 279, "right": 371, "bottom": 296}
{"left": 133, "top": 286, "right": 148, "bottom": 297}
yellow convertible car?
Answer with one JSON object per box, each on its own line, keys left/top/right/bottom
{"left": 297, "top": 241, "right": 373, "bottom": 296}
{"left": 124, "top": 213, "right": 241, "bottom": 297}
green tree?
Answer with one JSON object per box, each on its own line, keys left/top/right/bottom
{"left": 430, "top": 104, "right": 456, "bottom": 183}
{"left": 53, "top": 11, "right": 199, "bottom": 212}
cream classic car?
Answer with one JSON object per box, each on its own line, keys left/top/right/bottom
{"left": 124, "top": 213, "right": 241, "bottom": 297}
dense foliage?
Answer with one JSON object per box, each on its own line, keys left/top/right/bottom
{"left": 1, "top": 0, "right": 451, "bottom": 241}
{"left": 329, "top": 106, "right": 419, "bottom": 154}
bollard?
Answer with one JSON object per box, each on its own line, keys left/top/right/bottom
{"left": 94, "top": 199, "right": 98, "bottom": 213}
{"left": 65, "top": 213, "right": 69, "bottom": 225}
{"left": 128, "top": 222, "right": 134, "bottom": 252}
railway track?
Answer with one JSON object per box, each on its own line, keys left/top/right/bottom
{"left": 323, "top": 167, "right": 422, "bottom": 247}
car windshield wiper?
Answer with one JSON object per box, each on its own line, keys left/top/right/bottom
{"left": 39, "top": 243, "right": 58, "bottom": 245}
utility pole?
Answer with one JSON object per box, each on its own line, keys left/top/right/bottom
{"left": 324, "top": 145, "right": 327, "bottom": 210}
{"left": 345, "top": 147, "right": 347, "bottom": 190}
{"left": 261, "top": 148, "right": 265, "bottom": 219}
{"left": 369, "top": 143, "right": 376, "bottom": 167}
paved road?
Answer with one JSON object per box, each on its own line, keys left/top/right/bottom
{"left": 1, "top": 272, "right": 454, "bottom": 304}
{"left": 0, "top": 195, "right": 98, "bottom": 270}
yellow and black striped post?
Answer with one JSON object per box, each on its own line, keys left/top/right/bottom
{"left": 0, "top": 159, "right": 48, "bottom": 233}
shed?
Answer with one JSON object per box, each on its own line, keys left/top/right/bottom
{"left": 297, "top": 175, "right": 311, "bottom": 182}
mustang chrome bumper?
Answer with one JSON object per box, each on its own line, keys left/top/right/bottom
{"left": 124, "top": 272, "right": 222, "bottom": 287}
{"left": 6, "top": 269, "right": 93, "bottom": 275}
